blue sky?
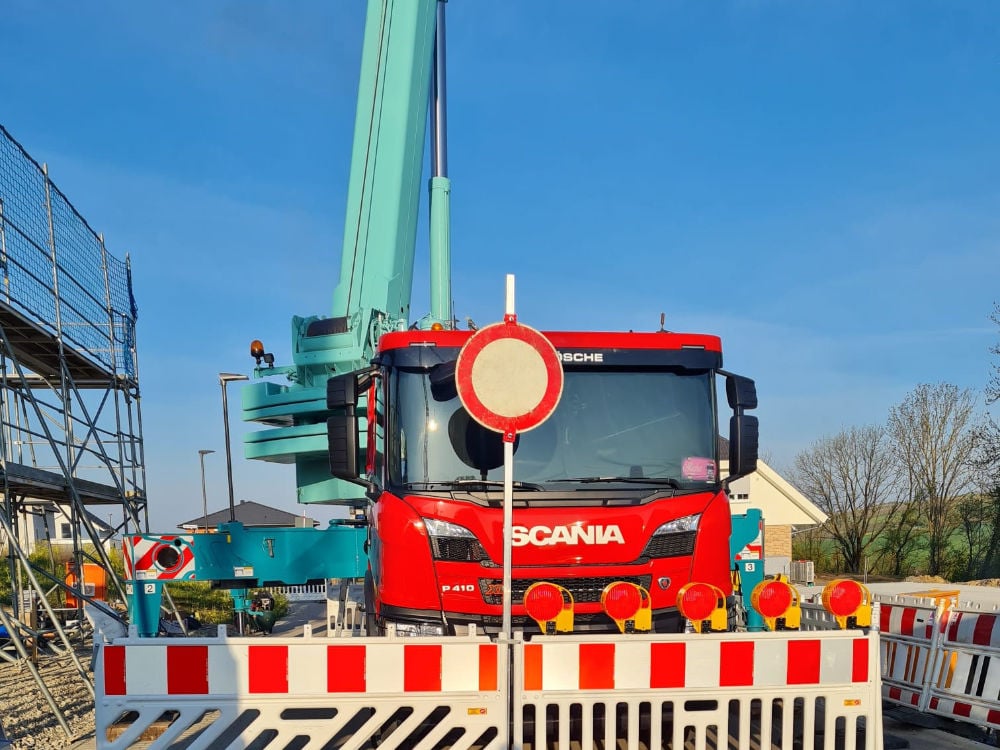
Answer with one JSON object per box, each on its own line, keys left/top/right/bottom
{"left": 2, "top": 1, "right": 998, "bottom": 531}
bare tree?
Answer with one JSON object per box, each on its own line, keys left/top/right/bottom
{"left": 973, "top": 304, "right": 1000, "bottom": 486}
{"left": 875, "top": 500, "right": 924, "bottom": 577}
{"left": 888, "top": 383, "right": 978, "bottom": 577}
{"left": 792, "top": 425, "right": 902, "bottom": 574}
{"left": 791, "top": 527, "right": 829, "bottom": 571}
{"left": 989, "top": 303, "right": 1000, "bottom": 409}
{"left": 955, "top": 492, "right": 996, "bottom": 580}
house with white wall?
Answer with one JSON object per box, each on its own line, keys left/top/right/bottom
{"left": 2, "top": 502, "right": 119, "bottom": 555}
{"left": 723, "top": 457, "right": 828, "bottom": 576}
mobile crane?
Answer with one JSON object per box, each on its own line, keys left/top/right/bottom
{"left": 240, "top": 0, "right": 761, "bottom": 638}
{"left": 101, "top": 3, "right": 884, "bottom": 747}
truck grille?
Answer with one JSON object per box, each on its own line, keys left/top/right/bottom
{"left": 641, "top": 531, "right": 696, "bottom": 559}
{"left": 479, "top": 575, "right": 651, "bottom": 605}
{"left": 430, "top": 537, "right": 491, "bottom": 563}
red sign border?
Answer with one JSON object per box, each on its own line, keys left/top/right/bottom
{"left": 456, "top": 321, "right": 564, "bottom": 436}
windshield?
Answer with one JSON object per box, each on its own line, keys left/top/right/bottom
{"left": 387, "top": 367, "right": 718, "bottom": 490}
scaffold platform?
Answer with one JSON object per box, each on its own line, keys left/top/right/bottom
{"left": 0, "top": 301, "right": 116, "bottom": 385}
{"left": 0, "top": 122, "right": 146, "bottom": 737}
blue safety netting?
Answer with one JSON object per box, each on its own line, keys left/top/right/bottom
{"left": 0, "top": 125, "right": 137, "bottom": 378}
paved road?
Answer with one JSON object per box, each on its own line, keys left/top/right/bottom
{"left": 884, "top": 708, "right": 996, "bottom": 749}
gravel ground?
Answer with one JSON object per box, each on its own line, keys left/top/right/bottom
{"left": 0, "top": 640, "right": 96, "bottom": 749}
{"left": 0, "top": 603, "right": 321, "bottom": 750}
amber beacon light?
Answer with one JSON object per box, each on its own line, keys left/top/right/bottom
{"left": 250, "top": 339, "right": 274, "bottom": 367}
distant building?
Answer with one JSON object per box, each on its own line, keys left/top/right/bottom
{"left": 178, "top": 499, "right": 319, "bottom": 533}
{"left": 1, "top": 502, "right": 119, "bottom": 555}
{"left": 723, "top": 460, "right": 828, "bottom": 576}
{"left": 719, "top": 436, "right": 828, "bottom": 576}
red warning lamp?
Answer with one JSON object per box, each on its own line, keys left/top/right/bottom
{"left": 676, "top": 582, "right": 727, "bottom": 633}
{"left": 524, "top": 582, "right": 563, "bottom": 621}
{"left": 822, "top": 579, "right": 872, "bottom": 629}
{"left": 523, "top": 582, "right": 574, "bottom": 634}
{"left": 678, "top": 582, "right": 716, "bottom": 621}
{"left": 750, "top": 578, "right": 801, "bottom": 631}
{"left": 601, "top": 582, "right": 652, "bottom": 633}
{"left": 755, "top": 580, "right": 792, "bottom": 616}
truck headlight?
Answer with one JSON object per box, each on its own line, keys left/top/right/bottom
{"left": 642, "top": 514, "right": 700, "bottom": 559}
{"left": 388, "top": 620, "right": 447, "bottom": 637}
{"left": 651, "top": 514, "right": 700, "bottom": 535}
{"left": 422, "top": 518, "right": 491, "bottom": 563}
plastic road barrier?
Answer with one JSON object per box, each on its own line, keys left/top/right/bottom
{"left": 96, "top": 625, "right": 883, "bottom": 749}
{"left": 513, "top": 630, "right": 881, "bottom": 750}
{"left": 96, "top": 626, "right": 506, "bottom": 749}
{"left": 878, "top": 594, "right": 1000, "bottom": 734}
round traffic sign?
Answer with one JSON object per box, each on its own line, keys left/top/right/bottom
{"left": 456, "top": 321, "right": 563, "bottom": 436}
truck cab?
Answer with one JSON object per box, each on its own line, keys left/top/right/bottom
{"left": 329, "top": 327, "right": 758, "bottom": 636}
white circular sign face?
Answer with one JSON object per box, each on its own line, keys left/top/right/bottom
{"left": 455, "top": 321, "right": 564, "bottom": 435}
{"left": 470, "top": 337, "right": 549, "bottom": 418}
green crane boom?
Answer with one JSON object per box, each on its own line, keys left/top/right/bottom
{"left": 242, "top": 0, "right": 451, "bottom": 505}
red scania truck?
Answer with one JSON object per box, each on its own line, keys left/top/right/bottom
{"left": 327, "top": 328, "right": 759, "bottom": 636}
{"left": 239, "top": 0, "right": 758, "bottom": 639}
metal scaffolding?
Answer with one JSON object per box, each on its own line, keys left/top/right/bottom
{"left": 0, "top": 124, "right": 145, "bottom": 733}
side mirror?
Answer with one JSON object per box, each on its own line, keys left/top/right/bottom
{"left": 726, "top": 374, "right": 758, "bottom": 411}
{"left": 729, "top": 414, "right": 759, "bottom": 479}
{"left": 326, "top": 371, "right": 375, "bottom": 490}
{"left": 327, "top": 372, "right": 358, "bottom": 410}
{"left": 328, "top": 414, "right": 359, "bottom": 480}
{"left": 724, "top": 373, "right": 758, "bottom": 479}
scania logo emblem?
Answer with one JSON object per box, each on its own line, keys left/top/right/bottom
{"left": 511, "top": 524, "right": 625, "bottom": 546}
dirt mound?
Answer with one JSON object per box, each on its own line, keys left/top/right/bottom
{"left": 903, "top": 575, "right": 950, "bottom": 584}
{"left": 959, "top": 578, "right": 1000, "bottom": 587}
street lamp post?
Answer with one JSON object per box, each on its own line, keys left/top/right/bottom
{"left": 198, "top": 449, "right": 215, "bottom": 532}
{"left": 219, "top": 373, "right": 249, "bottom": 523}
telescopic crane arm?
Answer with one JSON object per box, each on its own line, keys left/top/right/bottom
{"left": 242, "top": 0, "right": 452, "bottom": 505}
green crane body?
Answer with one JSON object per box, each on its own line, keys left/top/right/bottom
{"left": 242, "top": 0, "right": 450, "bottom": 506}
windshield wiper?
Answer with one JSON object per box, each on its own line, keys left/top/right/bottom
{"left": 547, "top": 476, "right": 683, "bottom": 488}
{"left": 404, "top": 479, "right": 544, "bottom": 491}
{"left": 448, "top": 479, "right": 545, "bottom": 490}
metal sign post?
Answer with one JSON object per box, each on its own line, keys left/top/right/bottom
{"left": 455, "top": 274, "right": 563, "bottom": 641}
{"left": 503, "top": 429, "right": 515, "bottom": 639}
{"left": 501, "top": 275, "right": 515, "bottom": 640}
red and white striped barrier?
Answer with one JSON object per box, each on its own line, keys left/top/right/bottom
{"left": 123, "top": 535, "right": 196, "bottom": 581}
{"left": 96, "top": 626, "right": 884, "bottom": 750}
{"left": 519, "top": 633, "right": 871, "bottom": 691}
{"left": 513, "top": 630, "right": 882, "bottom": 750}
{"left": 942, "top": 607, "right": 1000, "bottom": 647}
{"left": 881, "top": 600, "right": 937, "bottom": 640}
{"left": 877, "top": 595, "right": 943, "bottom": 711}
{"left": 102, "top": 639, "right": 499, "bottom": 696}
{"left": 924, "top": 603, "right": 1000, "bottom": 730}
{"left": 96, "top": 631, "right": 507, "bottom": 749}
{"left": 875, "top": 594, "right": 1000, "bottom": 733}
